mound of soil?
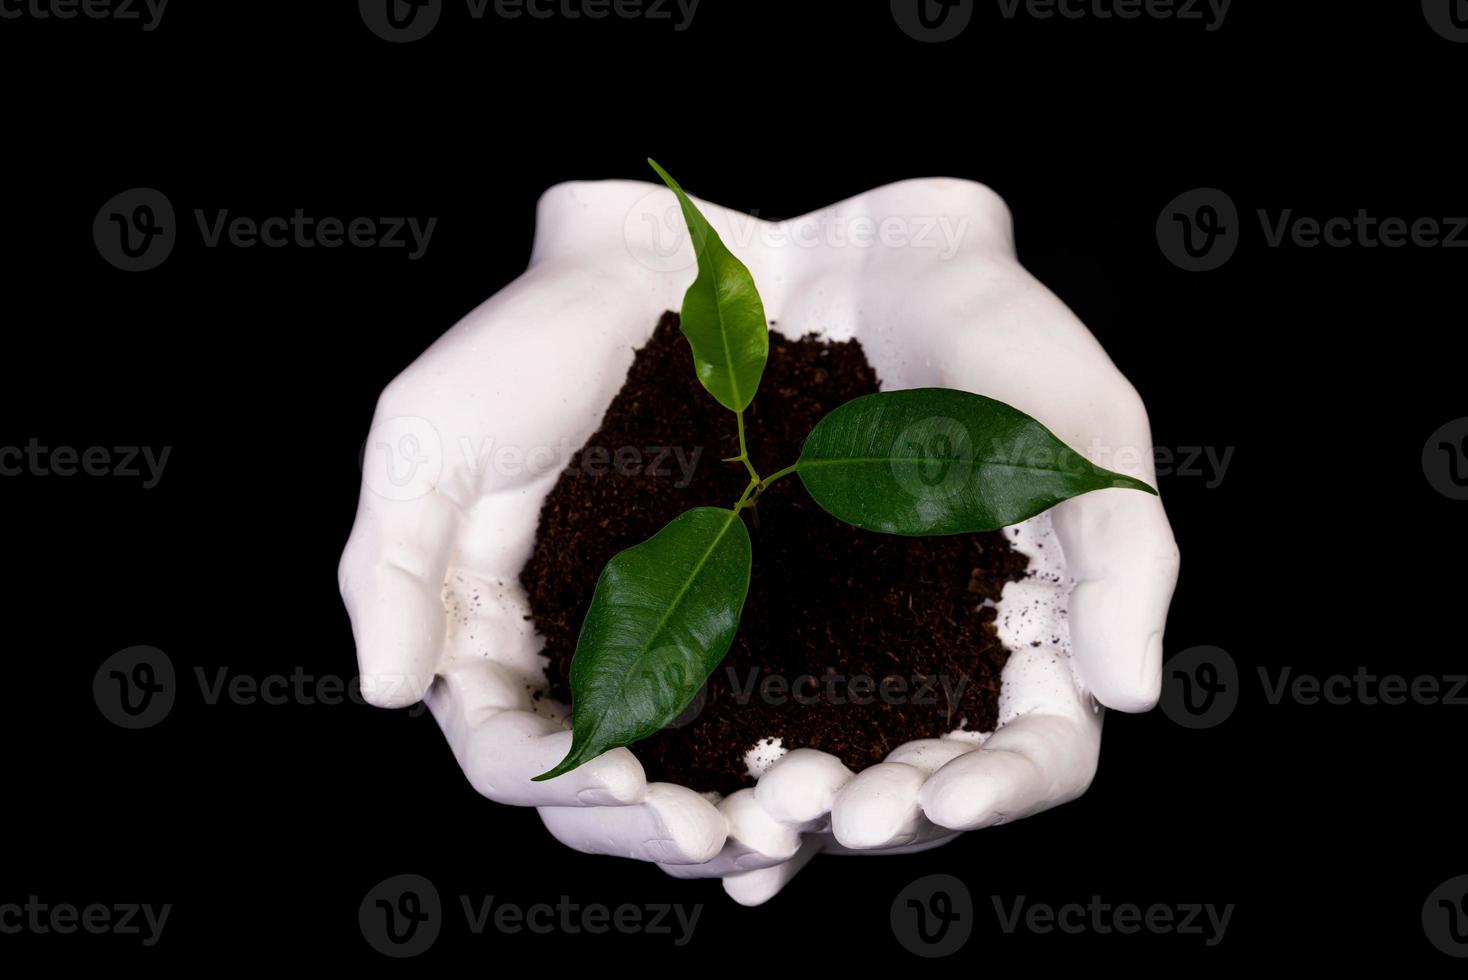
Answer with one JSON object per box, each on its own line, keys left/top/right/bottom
{"left": 521, "top": 313, "right": 1027, "bottom": 795}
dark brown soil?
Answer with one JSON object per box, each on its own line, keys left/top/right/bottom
{"left": 521, "top": 313, "right": 1029, "bottom": 795}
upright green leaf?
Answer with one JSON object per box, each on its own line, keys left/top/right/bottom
{"left": 535, "top": 507, "right": 753, "bottom": 781}
{"left": 795, "top": 388, "right": 1157, "bottom": 535}
{"left": 648, "top": 159, "right": 769, "bottom": 413}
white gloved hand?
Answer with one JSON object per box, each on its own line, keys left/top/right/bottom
{"left": 338, "top": 176, "right": 1180, "bottom": 905}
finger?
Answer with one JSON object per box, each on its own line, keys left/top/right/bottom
{"left": 910, "top": 270, "right": 1180, "bottom": 713}
{"left": 722, "top": 837, "right": 823, "bottom": 907}
{"left": 823, "top": 826, "right": 960, "bottom": 857}
{"left": 884, "top": 737, "right": 980, "bottom": 772}
{"left": 754, "top": 748, "right": 854, "bottom": 827}
{"left": 659, "top": 789, "right": 803, "bottom": 879}
{"left": 426, "top": 660, "right": 646, "bottom": 807}
{"left": 1053, "top": 488, "right": 1180, "bottom": 711}
{"left": 919, "top": 711, "right": 1100, "bottom": 831}
{"left": 829, "top": 738, "right": 979, "bottom": 850}
{"left": 921, "top": 641, "right": 1102, "bottom": 831}
{"left": 538, "top": 783, "right": 727, "bottom": 865}
{"left": 830, "top": 762, "right": 928, "bottom": 850}
{"left": 339, "top": 485, "right": 458, "bottom": 708}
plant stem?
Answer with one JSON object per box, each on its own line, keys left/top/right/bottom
{"left": 760, "top": 464, "right": 800, "bottom": 488}
{"left": 733, "top": 410, "right": 761, "bottom": 485}
{"left": 743, "top": 463, "right": 801, "bottom": 510}
{"left": 733, "top": 478, "right": 760, "bottom": 513}
{"left": 728, "top": 417, "right": 799, "bottom": 515}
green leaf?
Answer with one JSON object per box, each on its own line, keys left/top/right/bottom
{"left": 534, "top": 507, "right": 753, "bottom": 781}
{"left": 648, "top": 159, "right": 769, "bottom": 413}
{"left": 795, "top": 388, "right": 1157, "bottom": 536}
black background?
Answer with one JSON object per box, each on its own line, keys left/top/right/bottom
{"left": 2, "top": 0, "right": 1464, "bottom": 968}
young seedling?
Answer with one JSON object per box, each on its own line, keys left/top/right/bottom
{"left": 534, "top": 161, "right": 1155, "bottom": 780}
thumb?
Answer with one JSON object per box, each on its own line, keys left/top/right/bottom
{"left": 1053, "top": 486, "right": 1179, "bottom": 711}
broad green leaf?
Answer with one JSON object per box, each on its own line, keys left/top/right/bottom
{"left": 796, "top": 388, "right": 1157, "bottom": 536}
{"left": 648, "top": 159, "right": 769, "bottom": 413}
{"left": 535, "top": 507, "right": 753, "bottom": 781}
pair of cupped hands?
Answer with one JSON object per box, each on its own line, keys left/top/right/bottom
{"left": 338, "top": 177, "right": 1180, "bottom": 905}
